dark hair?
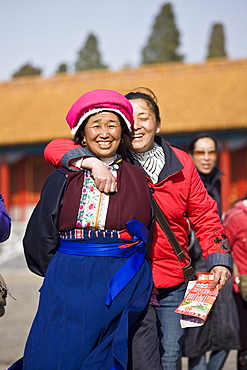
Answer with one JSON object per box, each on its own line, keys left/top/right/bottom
{"left": 235, "top": 192, "right": 247, "bottom": 203}
{"left": 187, "top": 133, "right": 218, "bottom": 154}
{"left": 125, "top": 87, "right": 161, "bottom": 124}
{"left": 228, "top": 192, "right": 247, "bottom": 209}
{"left": 73, "top": 115, "right": 90, "bottom": 144}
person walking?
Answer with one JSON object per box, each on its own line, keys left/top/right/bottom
{"left": 224, "top": 194, "right": 247, "bottom": 370}
{"left": 182, "top": 133, "right": 240, "bottom": 370}
{"left": 44, "top": 90, "right": 233, "bottom": 370}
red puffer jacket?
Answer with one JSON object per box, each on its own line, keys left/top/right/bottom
{"left": 149, "top": 137, "right": 231, "bottom": 288}
{"left": 44, "top": 136, "right": 232, "bottom": 289}
{"left": 223, "top": 200, "right": 247, "bottom": 293}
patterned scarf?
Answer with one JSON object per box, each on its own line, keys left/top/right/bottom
{"left": 130, "top": 143, "right": 165, "bottom": 184}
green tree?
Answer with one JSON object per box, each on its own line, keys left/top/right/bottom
{"left": 56, "top": 63, "right": 68, "bottom": 74}
{"left": 141, "top": 3, "right": 183, "bottom": 65}
{"left": 12, "top": 63, "right": 42, "bottom": 78}
{"left": 75, "top": 33, "right": 108, "bottom": 71}
{"left": 206, "top": 23, "right": 227, "bottom": 59}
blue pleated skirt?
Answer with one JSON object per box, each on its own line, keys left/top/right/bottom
{"left": 19, "top": 249, "right": 152, "bottom": 370}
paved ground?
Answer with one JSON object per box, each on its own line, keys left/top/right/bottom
{"left": 0, "top": 222, "right": 238, "bottom": 369}
{"left": 0, "top": 254, "right": 41, "bottom": 369}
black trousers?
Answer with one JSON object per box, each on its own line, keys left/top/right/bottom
{"left": 128, "top": 305, "right": 162, "bottom": 370}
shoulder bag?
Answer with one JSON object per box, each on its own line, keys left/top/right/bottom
{"left": 151, "top": 195, "right": 196, "bottom": 280}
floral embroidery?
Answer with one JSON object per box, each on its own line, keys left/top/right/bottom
{"left": 76, "top": 159, "right": 120, "bottom": 229}
{"left": 210, "top": 227, "right": 231, "bottom": 253}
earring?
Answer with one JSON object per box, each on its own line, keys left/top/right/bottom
{"left": 120, "top": 138, "right": 124, "bottom": 144}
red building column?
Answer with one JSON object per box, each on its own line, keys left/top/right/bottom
{"left": 0, "top": 159, "right": 10, "bottom": 210}
{"left": 219, "top": 142, "right": 231, "bottom": 213}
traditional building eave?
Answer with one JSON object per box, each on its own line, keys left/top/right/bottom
{"left": 1, "top": 58, "right": 247, "bottom": 146}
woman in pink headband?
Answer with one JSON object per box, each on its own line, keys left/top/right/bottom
{"left": 9, "top": 90, "right": 154, "bottom": 370}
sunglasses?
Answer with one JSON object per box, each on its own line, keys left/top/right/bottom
{"left": 193, "top": 150, "right": 217, "bottom": 158}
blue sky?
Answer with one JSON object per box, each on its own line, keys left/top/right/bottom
{"left": 1, "top": 0, "right": 247, "bottom": 82}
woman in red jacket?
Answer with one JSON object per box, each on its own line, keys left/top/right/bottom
{"left": 44, "top": 89, "right": 232, "bottom": 370}
{"left": 224, "top": 195, "right": 247, "bottom": 370}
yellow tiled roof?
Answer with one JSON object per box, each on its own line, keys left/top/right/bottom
{"left": 0, "top": 58, "right": 247, "bottom": 145}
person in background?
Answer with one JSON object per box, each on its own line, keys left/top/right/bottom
{"left": 182, "top": 133, "right": 239, "bottom": 370}
{"left": 223, "top": 194, "right": 247, "bottom": 370}
{"left": 0, "top": 193, "right": 11, "bottom": 317}
{"left": 44, "top": 89, "right": 233, "bottom": 370}
{"left": 8, "top": 89, "right": 154, "bottom": 370}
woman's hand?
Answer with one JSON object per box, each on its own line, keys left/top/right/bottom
{"left": 210, "top": 266, "right": 231, "bottom": 291}
{"left": 82, "top": 158, "right": 117, "bottom": 193}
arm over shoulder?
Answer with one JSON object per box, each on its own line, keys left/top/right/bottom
{"left": 44, "top": 138, "right": 94, "bottom": 170}
{"left": 44, "top": 138, "right": 81, "bottom": 168}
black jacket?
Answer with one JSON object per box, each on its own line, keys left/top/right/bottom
{"left": 23, "top": 169, "right": 67, "bottom": 276}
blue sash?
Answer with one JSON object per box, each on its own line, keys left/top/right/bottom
{"left": 59, "top": 219, "right": 148, "bottom": 306}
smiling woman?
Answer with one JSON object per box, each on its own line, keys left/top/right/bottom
{"left": 8, "top": 89, "right": 153, "bottom": 370}
{"left": 124, "top": 98, "right": 160, "bottom": 153}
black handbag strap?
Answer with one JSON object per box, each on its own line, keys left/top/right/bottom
{"left": 152, "top": 195, "right": 195, "bottom": 280}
